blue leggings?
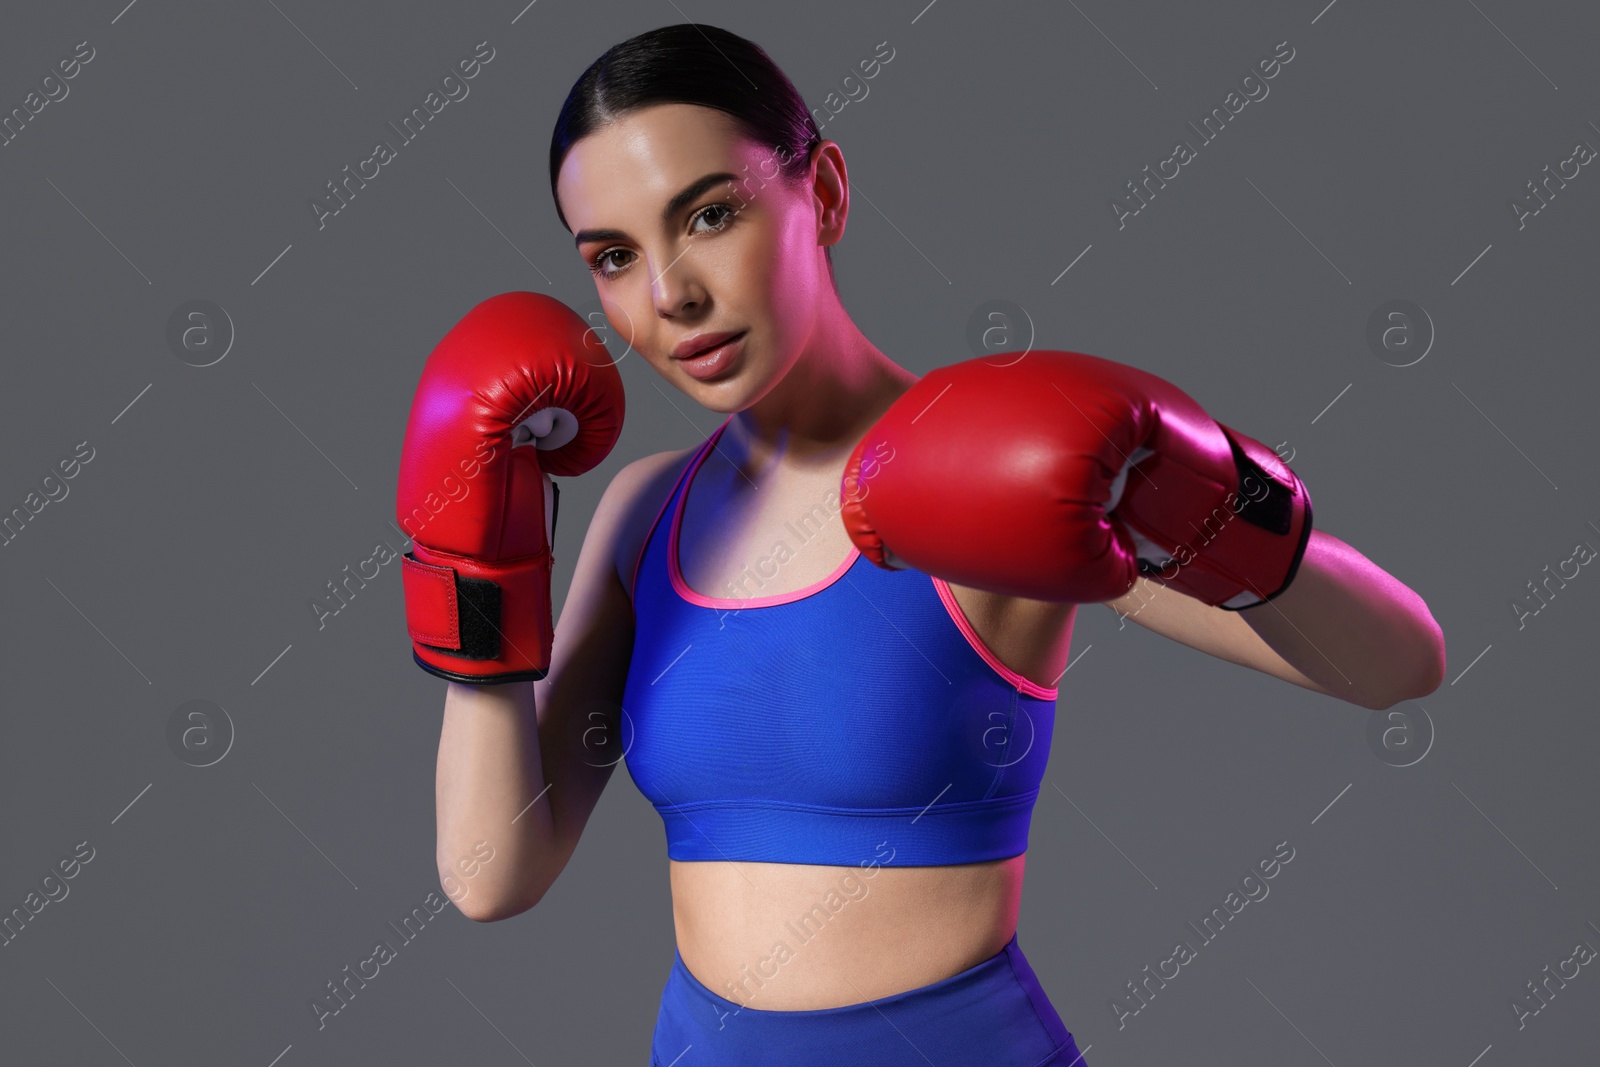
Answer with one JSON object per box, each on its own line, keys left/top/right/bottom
{"left": 649, "top": 931, "right": 1087, "bottom": 1066}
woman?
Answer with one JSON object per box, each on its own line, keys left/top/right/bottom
{"left": 427, "top": 23, "right": 1446, "bottom": 1066}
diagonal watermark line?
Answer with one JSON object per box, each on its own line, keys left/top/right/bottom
{"left": 445, "top": 177, "right": 552, "bottom": 285}
{"left": 1310, "top": 0, "right": 1340, "bottom": 24}
{"left": 1051, "top": 243, "right": 1093, "bottom": 285}
{"left": 511, "top": 0, "right": 539, "bottom": 24}
{"left": 252, "top": 243, "right": 293, "bottom": 286}
{"left": 112, "top": 783, "right": 153, "bottom": 825}
{"left": 911, "top": 783, "right": 953, "bottom": 823}
{"left": 45, "top": 978, "right": 139, "bottom": 1066}
{"left": 43, "top": 575, "right": 151, "bottom": 684}
{"left": 254, "top": 782, "right": 360, "bottom": 890}
{"left": 45, "top": 176, "right": 150, "bottom": 284}
{"left": 1311, "top": 782, "right": 1351, "bottom": 825}
{"left": 1452, "top": 781, "right": 1559, "bottom": 890}
{"left": 1451, "top": 243, "right": 1492, "bottom": 286}
{"left": 1068, "top": 0, "right": 1158, "bottom": 89}
{"left": 911, "top": 0, "right": 940, "bottom": 24}
{"left": 1310, "top": 383, "right": 1351, "bottom": 425}
{"left": 909, "top": 382, "right": 952, "bottom": 424}
{"left": 1245, "top": 975, "right": 1338, "bottom": 1065}
{"left": 1451, "top": 383, "right": 1557, "bottom": 489}
{"left": 648, "top": 241, "right": 695, "bottom": 288}
{"left": 1053, "top": 783, "right": 1158, "bottom": 889}
{"left": 265, "top": 0, "right": 359, "bottom": 90}
{"left": 510, "top": 782, "right": 553, "bottom": 824}
{"left": 1051, "top": 643, "right": 1092, "bottom": 685}
{"left": 445, "top": 977, "right": 539, "bottom": 1064}
{"left": 1244, "top": 176, "right": 1351, "bottom": 284}
{"left": 111, "top": 0, "right": 140, "bottom": 24}
{"left": 252, "top": 382, "right": 361, "bottom": 490}
{"left": 1450, "top": 643, "right": 1490, "bottom": 685}
{"left": 848, "top": 178, "right": 952, "bottom": 284}
{"left": 252, "top": 643, "right": 293, "bottom": 685}
{"left": 1465, "top": 0, "right": 1558, "bottom": 90}
{"left": 112, "top": 383, "right": 152, "bottom": 424}
{"left": 651, "top": 643, "right": 692, "bottom": 684}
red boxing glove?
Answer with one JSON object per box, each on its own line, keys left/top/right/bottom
{"left": 839, "top": 350, "right": 1311, "bottom": 609}
{"left": 396, "top": 292, "right": 624, "bottom": 683}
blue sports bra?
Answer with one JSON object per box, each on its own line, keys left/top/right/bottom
{"left": 619, "top": 417, "right": 1060, "bottom": 866}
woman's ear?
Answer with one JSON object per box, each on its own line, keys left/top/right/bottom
{"left": 810, "top": 141, "right": 849, "bottom": 248}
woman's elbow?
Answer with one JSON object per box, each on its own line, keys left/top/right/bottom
{"left": 1409, "top": 615, "right": 1448, "bottom": 700}
{"left": 437, "top": 849, "right": 554, "bottom": 922}
{"left": 1362, "top": 628, "right": 1447, "bottom": 710}
{"left": 447, "top": 878, "right": 546, "bottom": 923}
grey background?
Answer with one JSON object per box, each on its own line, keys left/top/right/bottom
{"left": 2, "top": 0, "right": 1596, "bottom": 1064}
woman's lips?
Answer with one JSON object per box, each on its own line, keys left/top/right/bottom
{"left": 671, "top": 330, "right": 743, "bottom": 360}
{"left": 672, "top": 330, "right": 746, "bottom": 381}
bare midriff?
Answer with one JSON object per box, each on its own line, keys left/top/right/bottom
{"left": 667, "top": 852, "right": 1026, "bottom": 1011}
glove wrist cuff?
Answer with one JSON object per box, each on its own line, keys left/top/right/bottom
{"left": 1117, "top": 425, "right": 1313, "bottom": 610}
{"left": 401, "top": 543, "right": 553, "bottom": 682}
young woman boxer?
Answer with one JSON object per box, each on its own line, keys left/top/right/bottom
{"left": 399, "top": 23, "right": 1445, "bottom": 1066}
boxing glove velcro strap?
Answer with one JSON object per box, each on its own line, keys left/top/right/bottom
{"left": 1223, "top": 427, "right": 1294, "bottom": 536}
{"left": 401, "top": 553, "right": 502, "bottom": 660}
{"left": 1115, "top": 424, "right": 1311, "bottom": 610}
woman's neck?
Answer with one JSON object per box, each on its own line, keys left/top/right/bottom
{"left": 728, "top": 316, "right": 917, "bottom": 475}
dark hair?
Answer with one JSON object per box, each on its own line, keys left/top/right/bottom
{"left": 548, "top": 24, "right": 825, "bottom": 238}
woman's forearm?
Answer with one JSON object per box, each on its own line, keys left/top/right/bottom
{"left": 435, "top": 679, "right": 560, "bottom": 920}
{"left": 1237, "top": 530, "right": 1446, "bottom": 709}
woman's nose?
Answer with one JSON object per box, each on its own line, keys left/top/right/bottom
{"left": 649, "top": 249, "right": 707, "bottom": 317}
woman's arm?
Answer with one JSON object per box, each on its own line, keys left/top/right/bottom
{"left": 1105, "top": 530, "right": 1445, "bottom": 710}
{"left": 435, "top": 456, "right": 653, "bottom": 921}
{"left": 436, "top": 680, "right": 545, "bottom": 921}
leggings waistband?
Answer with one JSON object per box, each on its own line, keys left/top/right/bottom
{"left": 651, "top": 931, "right": 1085, "bottom": 1066}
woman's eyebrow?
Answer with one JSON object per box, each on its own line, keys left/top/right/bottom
{"left": 572, "top": 171, "right": 741, "bottom": 247}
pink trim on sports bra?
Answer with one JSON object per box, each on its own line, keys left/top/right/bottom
{"left": 627, "top": 418, "right": 1060, "bottom": 701}
{"left": 669, "top": 419, "right": 860, "bottom": 609}
{"left": 931, "top": 577, "right": 1060, "bottom": 700}
{"left": 629, "top": 423, "right": 728, "bottom": 605}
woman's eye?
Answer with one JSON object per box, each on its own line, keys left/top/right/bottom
{"left": 589, "top": 249, "right": 633, "bottom": 279}
{"left": 588, "top": 205, "right": 732, "bottom": 280}
{"left": 692, "top": 203, "right": 733, "bottom": 232}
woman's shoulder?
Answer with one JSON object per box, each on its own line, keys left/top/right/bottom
{"left": 601, "top": 441, "right": 704, "bottom": 592}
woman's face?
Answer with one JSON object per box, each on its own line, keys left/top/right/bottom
{"left": 556, "top": 103, "right": 839, "bottom": 410}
